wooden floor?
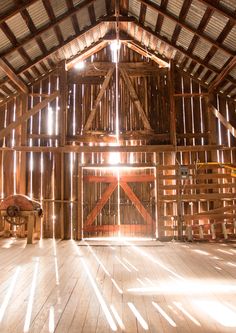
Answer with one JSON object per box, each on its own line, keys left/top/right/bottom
{"left": 0, "top": 238, "right": 236, "bottom": 333}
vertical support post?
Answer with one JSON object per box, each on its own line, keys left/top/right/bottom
{"left": 60, "top": 152, "right": 64, "bottom": 239}
{"left": 222, "top": 222, "right": 228, "bottom": 240}
{"left": 211, "top": 223, "right": 216, "bottom": 240}
{"left": 199, "top": 225, "right": 204, "bottom": 239}
{"left": 155, "top": 153, "right": 162, "bottom": 239}
{"left": 59, "top": 61, "right": 67, "bottom": 147}
{"left": 20, "top": 93, "right": 28, "bottom": 194}
{"left": 169, "top": 60, "right": 177, "bottom": 146}
{"left": 27, "top": 215, "right": 34, "bottom": 244}
{"left": 77, "top": 163, "right": 83, "bottom": 240}
{"left": 176, "top": 165, "right": 183, "bottom": 240}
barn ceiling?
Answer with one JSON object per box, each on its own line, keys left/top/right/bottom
{"left": 0, "top": 0, "right": 236, "bottom": 101}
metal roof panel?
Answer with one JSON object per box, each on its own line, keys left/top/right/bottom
{"left": 5, "top": 51, "right": 26, "bottom": 71}
{"left": 94, "top": 0, "right": 106, "bottom": 19}
{"left": 50, "top": 0, "right": 68, "bottom": 17}
{"left": 185, "top": 0, "right": 207, "bottom": 29}
{"left": 204, "top": 12, "right": 228, "bottom": 40}
{"left": 27, "top": 0, "right": 50, "bottom": 29}
{"left": 76, "top": 6, "right": 90, "bottom": 30}
{"left": 5, "top": 13, "right": 30, "bottom": 40}
{"left": 128, "top": 0, "right": 141, "bottom": 19}
{"left": 167, "top": 0, "right": 185, "bottom": 18}
{"left": 59, "top": 17, "right": 75, "bottom": 41}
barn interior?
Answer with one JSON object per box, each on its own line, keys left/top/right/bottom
{"left": 0, "top": 0, "right": 236, "bottom": 332}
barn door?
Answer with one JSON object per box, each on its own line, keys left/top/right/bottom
{"left": 82, "top": 167, "right": 156, "bottom": 238}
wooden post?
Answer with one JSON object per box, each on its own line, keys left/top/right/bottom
{"left": 169, "top": 60, "right": 177, "bottom": 146}
{"left": 60, "top": 152, "right": 64, "bottom": 239}
{"left": 20, "top": 93, "right": 28, "bottom": 195}
{"left": 59, "top": 61, "right": 67, "bottom": 146}
{"left": 155, "top": 153, "right": 161, "bottom": 239}
{"left": 77, "top": 164, "right": 82, "bottom": 240}
{"left": 176, "top": 165, "right": 183, "bottom": 240}
{"left": 27, "top": 215, "right": 34, "bottom": 244}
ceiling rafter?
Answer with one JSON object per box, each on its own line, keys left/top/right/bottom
{"left": 42, "top": 0, "right": 64, "bottom": 44}
{"left": 171, "top": 0, "right": 192, "bottom": 44}
{"left": 138, "top": 0, "right": 234, "bottom": 56}
{"left": 65, "top": 0, "right": 80, "bottom": 34}
{"left": 209, "top": 57, "right": 236, "bottom": 91}
{"left": 15, "top": 0, "right": 48, "bottom": 55}
{"left": 0, "top": 58, "right": 28, "bottom": 94}
{"left": 197, "top": 0, "right": 236, "bottom": 24}
{"left": 134, "top": 21, "right": 236, "bottom": 88}
{"left": 0, "top": 0, "right": 95, "bottom": 59}
{"left": 0, "top": 0, "right": 39, "bottom": 25}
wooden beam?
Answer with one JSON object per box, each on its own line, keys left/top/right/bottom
{"left": 138, "top": 0, "right": 233, "bottom": 56}
{"left": 0, "top": 0, "right": 39, "bottom": 25}
{"left": 169, "top": 60, "right": 176, "bottom": 146}
{"left": 210, "top": 104, "right": 236, "bottom": 138}
{"left": 84, "top": 67, "right": 114, "bottom": 130}
{"left": 197, "top": 0, "right": 236, "bottom": 24}
{"left": 84, "top": 175, "right": 155, "bottom": 183}
{"left": 0, "top": 92, "right": 59, "bottom": 140}
{"left": 11, "top": 144, "right": 234, "bottom": 153}
{"left": 0, "top": 0, "right": 95, "bottom": 59}
{"left": 85, "top": 182, "right": 118, "bottom": 226}
{"left": 0, "top": 59, "right": 28, "bottom": 94}
{"left": 120, "top": 67, "right": 152, "bottom": 130}
{"left": 209, "top": 57, "right": 236, "bottom": 90}
{"left": 120, "top": 181, "right": 155, "bottom": 225}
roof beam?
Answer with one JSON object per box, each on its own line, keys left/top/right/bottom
{"left": 0, "top": 58, "right": 28, "bottom": 94}
{"left": 209, "top": 57, "right": 236, "bottom": 90}
{"left": 0, "top": 0, "right": 95, "bottom": 59}
{"left": 138, "top": 0, "right": 233, "bottom": 56}
{"left": 0, "top": 0, "right": 39, "bottom": 25}
{"left": 197, "top": 0, "right": 236, "bottom": 24}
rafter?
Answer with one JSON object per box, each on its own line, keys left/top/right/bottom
{"left": 0, "top": 0, "right": 39, "bottom": 25}
{"left": 0, "top": 0, "right": 95, "bottom": 59}
{"left": 120, "top": 67, "right": 152, "bottom": 130}
{"left": 0, "top": 92, "right": 59, "bottom": 140}
{"left": 84, "top": 67, "right": 115, "bottom": 130}
{"left": 0, "top": 59, "right": 28, "bottom": 94}
{"left": 138, "top": 0, "right": 233, "bottom": 56}
{"left": 209, "top": 57, "right": 236, "bottom": 91}
{"left": 197, "top": 0, "right": 236, "bottom": 24}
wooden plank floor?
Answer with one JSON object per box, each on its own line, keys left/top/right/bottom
{"left": 0, "top": 238, "right": 236, "bottom": 332}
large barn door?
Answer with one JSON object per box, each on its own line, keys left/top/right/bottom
{"left": 82, "top": 168, "right": 156, "bottom": 238}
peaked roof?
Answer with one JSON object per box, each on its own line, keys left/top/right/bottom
{"left": 0, "top": 0, "right": 236, "bottom": 101}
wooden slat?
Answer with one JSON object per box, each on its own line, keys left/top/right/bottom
{"left": 84, "top": 175, "right": 155, "bottom": 183}
{"left": 120, "top": 181, "right": 155, "bottom": 225}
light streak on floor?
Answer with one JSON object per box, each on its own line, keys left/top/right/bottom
{"left": 124, "top": 241, "right": 185, "bottom": 281}
{"left": 73, "top": 242, "right": 117, "bottom": 331}
{"left": 115, "top": 256, "right": 131, "bottom": 272}
{"left": 49, "top": 306, "right": 55, "bottom": 333}
{"left": 217, "top": 249, "right": 233, "bottom": 255}
{"left": 137, "top": 278, "right": 145, "bottom": 286}
{"left": 192, "top": 249, "right": 209, "bottom": 256}
{"left": 123, "top": 257, "right": 138, "bottom": 271}
{"left": 111, "top": 279, "right": 123, "bottom": 294}
{"left": 0, "top": 267, "right": 20, "bottom": 322}
{"left": 173, "top": 302, "right": 201, "bottom": 326}
{"left": 85, "top": 242, "right": 111, "bottom": 276}
{"left": 110, "top": 305, "right": 125, "bottom": 330}
{"left": 152, "top": 302, "right": 177, "bottom": 327}
{"left": 194, "top": 300, "right": 236, "bottom": 327}
{"left": 23, "top": 258, "right": 39, "bottom": 332}
{"left": 128, "top": 302, "right": 149, "bottom": 330}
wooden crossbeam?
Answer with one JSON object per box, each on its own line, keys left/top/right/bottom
{"left": 84, "top": 175, "right": 155, "bottom": 183}
{"left": 0, "top": 59, "right": 28, "bottom": 94}
{"left": 209, "top": 57, "right": 236, "bottom": 90}
{"left": 84, "top": 182, "right": 118, "bottom": 226}
{"left": 84, "top": 67, "right": 114, "bottom": 130}
{"left": 138, "top": 0, "right": 233, "bottom": 56}
{"left": 83, "top": 224, "right": 153, "bottom": 233}
{"left": 120, "top": 68, "right": 151, "bottom": 130}
{"left": 0, "top": 92, "right": 59, "bottom": 140}
{"left": 197, "top": 0, "right": 236, "bottom": 24}
{"left": 119, "top": 181, "right": 155, "bottom": 225}
{"left": 210, "top": 105, "right": 236, "bottom": 138}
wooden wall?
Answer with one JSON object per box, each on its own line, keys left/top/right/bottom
{"left": 0, "top": 45, "right": 235, "bottom": 240}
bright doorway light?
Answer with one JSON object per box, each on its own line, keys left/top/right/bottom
{"left": 74, "top": 61, "right": 85, "bottom": 70}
